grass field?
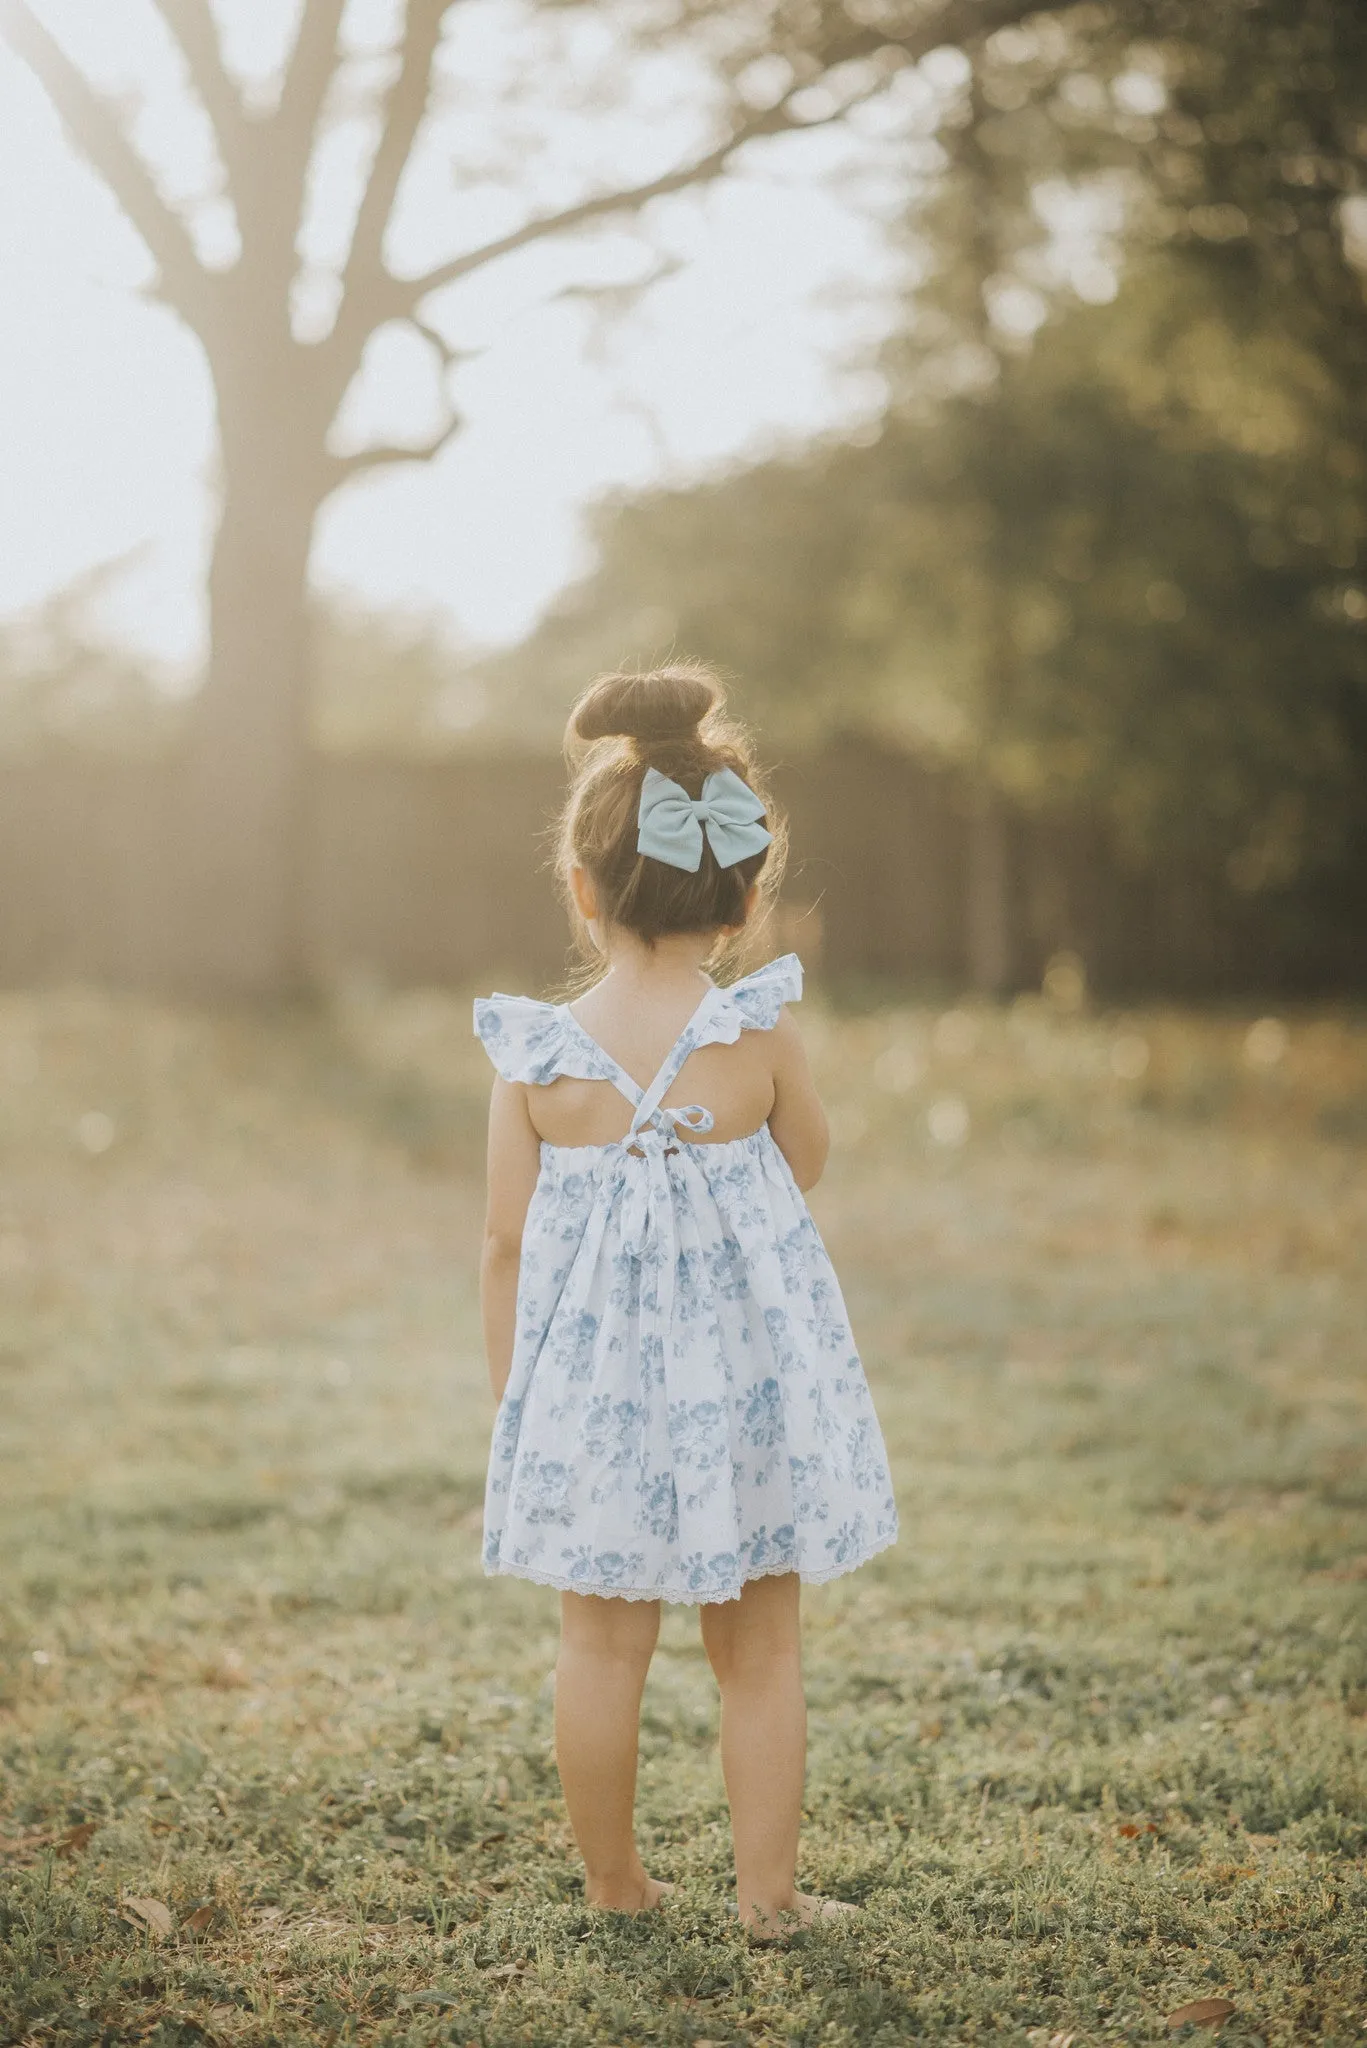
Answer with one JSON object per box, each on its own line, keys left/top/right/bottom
{"left": 1, "top": 981, "right": 1365, "bottom": 2047}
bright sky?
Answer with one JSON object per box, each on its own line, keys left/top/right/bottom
{"left": 0, "top": 0, "right": 908, "bottom": 676}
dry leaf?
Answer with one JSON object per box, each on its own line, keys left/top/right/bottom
{"left": 0, "top": 1821, "right": 97, "bottom": 1860}
{"left": 1316, "top": 1556, "right": 1367, "bottom": 1582}
{"left": 1167, "top": 1997, "right": 1236, "bottom": 2031}
{"left": 201, "top": 1649, "right": 250, "bottom": 1690}
{"left": 122, "top": 1896, "right": 173, "bottom": 1939}
{"left": 184, "top": 1905, "right": 216, "bottom": 1934}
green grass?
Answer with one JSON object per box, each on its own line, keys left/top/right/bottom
{"left": 1, "top": 986, "right": 1365, "bottom": 2046}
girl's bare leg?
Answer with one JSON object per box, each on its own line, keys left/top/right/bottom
{"left": 700, "top": 1572, "right": 856, "bottom": 1935}
{"left": 555, "top": 1589, "right": 670, "bottom": 1911}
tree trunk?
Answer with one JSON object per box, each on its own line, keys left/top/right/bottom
{"left": 959, "top": 67, "right": 1019, "bottom": 1002}
{"left": 966, "top": 780, "right": 1013, "bottom": 996}
{"left": 966, "top": 559, "right": 1018, "bottom": 997}
{"left": 174, "top": 433, "right": 321, "bottom": 995}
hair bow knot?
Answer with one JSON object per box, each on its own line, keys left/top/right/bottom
{"left": 636, "top": 766, "right": 772, "bottom": 873}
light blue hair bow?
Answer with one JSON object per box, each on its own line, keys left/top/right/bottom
{"left": 636, "top": 765, "right": 772, "bottom": 873}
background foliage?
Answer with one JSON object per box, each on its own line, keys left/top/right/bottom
{"left": 487, "top": 0, "right": 1367, "bottom": 890}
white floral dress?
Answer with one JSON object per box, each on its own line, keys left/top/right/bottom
{"left": 472, "top": 954, "right": 898, "bottom": 1604}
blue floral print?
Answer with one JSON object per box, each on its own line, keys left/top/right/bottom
{"left": 473, "top": 954, "right": 898, "bottom": 1603}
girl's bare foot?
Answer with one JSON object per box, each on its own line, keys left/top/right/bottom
{"left": 739, "top": 1891, "right": 858, "bottom": 1940}
{"left": 586, "top": 1874, "right": 674, "bottom": 1914}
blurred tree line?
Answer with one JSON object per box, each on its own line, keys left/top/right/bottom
{"left": 488, "top": 0, "right": 1367, "bottom": 981}
{"left": 3, "top": 0, "right": 1365, "bottom": 989}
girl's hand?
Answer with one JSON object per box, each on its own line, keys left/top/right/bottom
{"left": 480, "top": 1077, "right": 541, "bottom": 1402}
{"left": 766, "top": 1011, "right": 829, "bottom": 1191}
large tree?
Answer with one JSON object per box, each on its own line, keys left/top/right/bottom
{"left": 0, "top": 0, "right": 1040, "bottom": 991}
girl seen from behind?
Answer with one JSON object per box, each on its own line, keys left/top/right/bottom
{"left": 473, "top": 664, "right": 898, "bottom": 1936}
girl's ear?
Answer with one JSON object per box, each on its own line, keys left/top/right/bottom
{"left": 568, "top": 865, "right": 598, "bottom": 922}
{"left": 721, "top": 880, "right": 762, "bottom": 936}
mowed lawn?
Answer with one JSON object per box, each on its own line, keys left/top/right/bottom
{"left": 1, "top": 983, "right": 1365, "bottom": 2047}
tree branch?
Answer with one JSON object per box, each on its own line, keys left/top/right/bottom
{"left": 0, "top": 0, "right": 211, "bottom": 328}
{"left": 337, "top": 0, "right": 452, "bottom": 346}
{"left": 147, "top": 0, "right": 250, "bottom": 195}
{"left": 270, "top": 0, "right": 349, "bottom": 213}
{"left": 389, "top": 93, "right": 827, "bottom": 313}
{"left": 325, "top": 410, "right": 463, "bottom": 484}
{"left": 410, "top": 313, "right": 476, "bottom": 376}
{"left": 381, "top": 0, "right": 1042, "bottom": 315}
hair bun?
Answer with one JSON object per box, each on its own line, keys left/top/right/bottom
{"left": 570, "top": 665, "right": 720, "bottom": 748}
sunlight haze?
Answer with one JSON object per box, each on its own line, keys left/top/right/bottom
{"left": 0, "top": 0, "right": 896, "bottom": 675}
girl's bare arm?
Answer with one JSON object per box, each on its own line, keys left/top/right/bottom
{"left": 480, "top": 1077, "right": 542, "bottom": 1402}
{"left": 766, "top": 1010, "right": 830, "bottom": 1192}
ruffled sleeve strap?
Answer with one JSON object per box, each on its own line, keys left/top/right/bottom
{"left": 709, "top": 952, "right": 803, "bottom": 1040}
{"left": 473, "top": 993, "right": 629, "bottom": 1086}
{"left": 472, "top": 994, "right": 573, "bottom": 1085}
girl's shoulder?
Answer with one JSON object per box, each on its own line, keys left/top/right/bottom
{"left": 471, "top": 991, "right": 601, "bottom": 1088}
{"left": 472, "top": 953, "right": 803, "bottom": 1085}
{"left": 703, "top": 950, "right": 803, "bottom": 1042}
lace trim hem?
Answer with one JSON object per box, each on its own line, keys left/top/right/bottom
{"left": 480, "top": 1523, "right": 898, "bottom": 1605}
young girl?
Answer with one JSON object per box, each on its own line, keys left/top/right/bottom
{"left": 473, "top": 665, "right": 898, "bottom": 1936}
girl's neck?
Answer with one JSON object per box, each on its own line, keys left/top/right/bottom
{"left": 593, "top": 927, "right": 719, "bottom": 993}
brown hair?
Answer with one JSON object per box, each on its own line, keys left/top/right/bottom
{"left": 556, "top": 663, "right": 786, "bottom": 971}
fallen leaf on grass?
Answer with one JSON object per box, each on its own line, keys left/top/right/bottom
{"left": 1167, "top": 1998, "right": 1236, "bottom": 2031}
{"left": 201, "top": 1649, "right": 251, "bottom": 1690}
{"left": 1, "top": 1820, "right": 98, "bottom": 1860}
{"left": 1313, "top": 1557, "right": 1367, "bottom": 1582}
{"left": 121, "top": 1896, "right": 173, "bottom": 1939}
